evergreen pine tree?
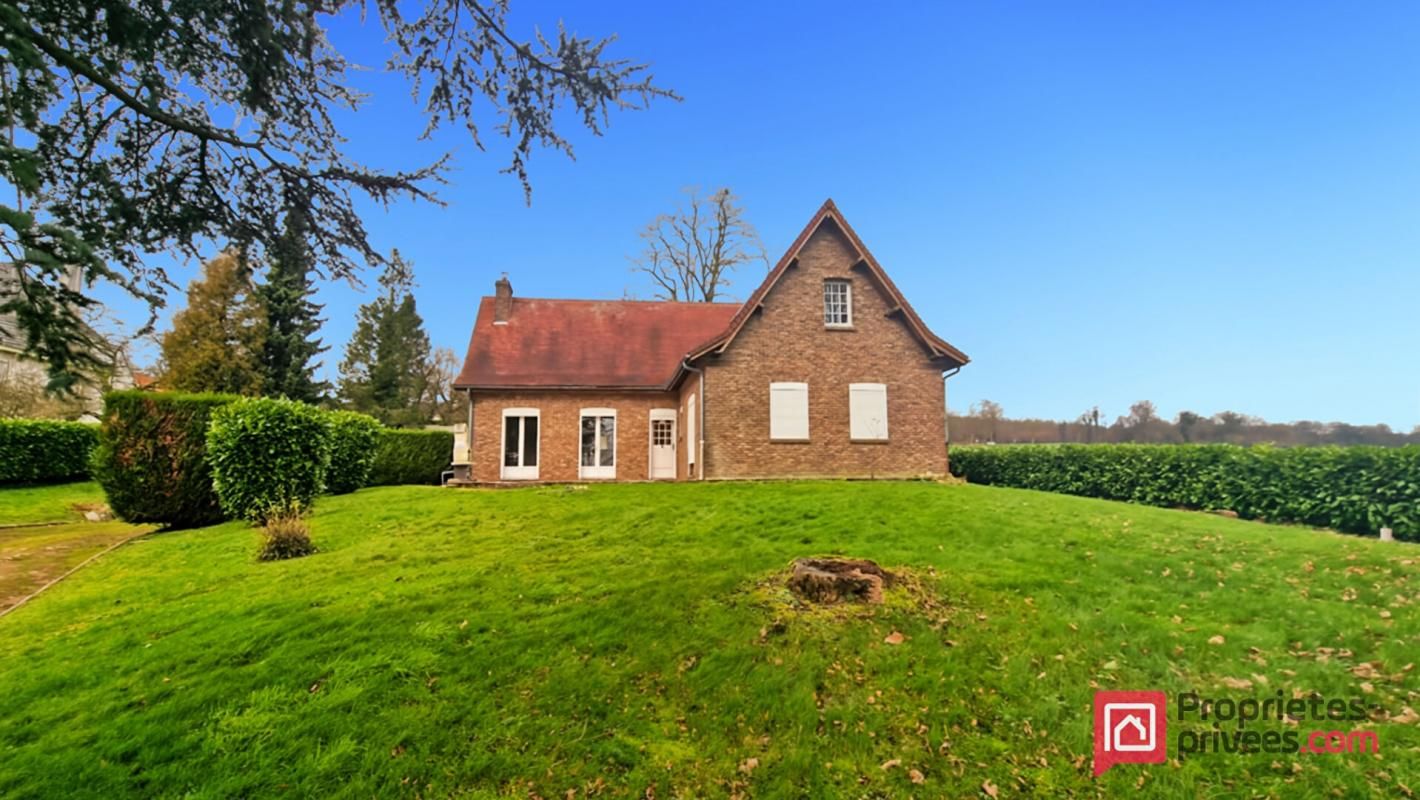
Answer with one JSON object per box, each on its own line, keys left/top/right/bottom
{"left": 258, "top": 210, "right": 329, "bottom": 402}
{"left": 160, "top": 252, "right": 267, "bottom": 395}
{"left": 337, "top": 252, "right": 434, "bottom": 425}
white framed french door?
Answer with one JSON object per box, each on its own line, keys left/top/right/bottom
{"left": 649, "top": 409, "right": 676, "bottom": 479}
{"left": 501, "top": 408, "right": 540, "bottom": 480}
{"left": 579, "top": 408, "right": 616, "bottom": 479}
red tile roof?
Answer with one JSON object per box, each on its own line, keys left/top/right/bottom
{"left": 454, "top": 297, "right": 739, "bottom": 389}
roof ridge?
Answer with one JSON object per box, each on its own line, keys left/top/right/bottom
{"left": 482, "top": 295, "right": 743, "bottom": 306}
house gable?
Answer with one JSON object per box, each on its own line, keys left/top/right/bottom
{"left": 691, "top": 206, "right": 958, "bottom": 479}
{"left": 685, "top": 199, "right": 968, "bottom": 368}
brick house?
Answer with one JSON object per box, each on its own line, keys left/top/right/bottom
{"left": 450, "top": 200, "right": 969, "bottom": 483}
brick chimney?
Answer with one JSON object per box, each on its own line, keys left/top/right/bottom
{"left": 493, "top": 274, "right": 512, "bottom": 324}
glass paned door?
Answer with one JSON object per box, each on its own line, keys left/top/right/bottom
{"left": 501, "top": 412, "right": 539, "bottom": 480}
{"left": 650, "top": 412, "right": 676, "bottom": 479}
{"left": 580, "top": 412, "right": 616, "bottom": 479}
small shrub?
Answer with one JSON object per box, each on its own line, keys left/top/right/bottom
{"left": 368, "top": 429, "right": 454, "bottom": 486}
{"left": 258, "top": 506, "right": 316, "bottom": 561}
{"left": 91, "top": 391, "right": 237, "bottom": 527}
{"left": 324, "top": 411, "right": 383, "bottom": 494}
{"left": 206, "top": 397, "right": 332, "bottom": 523}
{"left": 949, "top": 443, "right": 1420, "bottom": 541}
{"left": 0, "top": 419, "right": 98, "bottom": 484}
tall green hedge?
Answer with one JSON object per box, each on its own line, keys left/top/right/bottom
{"left": 91, "top": 391, "right": 238, "bottom": 527}
{"left": 949, "top": 444, "right": 1420, "bottom": 540}
{"left": 206, "top": 397, "right": 332, "bottom": 523}
{"left": 0, "top": 419, "right": 98, "bottom": 484}
{"left": 368, "top": 429, "right": 453, "bottom": 486}
{"left": 324, "top": 410, "right": 383, "bottom": 495}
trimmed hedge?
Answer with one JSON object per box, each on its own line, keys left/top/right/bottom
{"left": 91, "top": 391, "right": 237, "bottom": 527}
{"left": 0, "top": 419, "right": 98, "bottom": 484}
{"left": 368, "top": 429, "right": 453, "bottom": 486}
{"left": 949, "top": 444, "right": 1420, "bottom": 540}
{"left": 206, "top": 397, "right": 332, "bottom": 523}
{"left": 325, "top": 410, "right": 383, "bottom": 495}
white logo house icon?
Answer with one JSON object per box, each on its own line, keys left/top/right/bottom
{"left": 1103, "top": 703, "right": 1156, "bottom": 752}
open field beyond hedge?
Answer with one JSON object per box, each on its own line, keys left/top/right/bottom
{"left": 0, "top": 481, "right": 1416, "bottom": 798}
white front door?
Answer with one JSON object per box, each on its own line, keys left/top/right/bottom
{"left": 649, "top": 410, "right": 676, "bottom": 479}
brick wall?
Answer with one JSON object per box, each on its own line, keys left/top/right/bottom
{"left": 701, "top": 222, "right": 948, "bottom": 479}
{"left": 470, "top": 390, "right": 683, "bottom": 482}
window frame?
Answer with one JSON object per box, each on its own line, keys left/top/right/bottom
{"left": 823, "top": 279, "right": 853, "bottom": 328}
{"left": 849, "top": 383, "right": 890, "bottom": 441}
{"left": 578, "top": 407, "right": 617, "bottom": 480}
{"left": 500, "top": 407, "right": 540, "bottom": 480}
{"left": 769, "top": 382, "right": 811, "bottom": 441}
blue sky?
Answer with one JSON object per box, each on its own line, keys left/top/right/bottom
{"left": 109, "top": 2, "right": 1420, "bottom": 429}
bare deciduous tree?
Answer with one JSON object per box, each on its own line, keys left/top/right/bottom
{"left": 424, "top": 346, "right": 468, "bottom": 423}
{"left": 970, "top": 399, "right": 1004, "bottom": 442}
{"left": 630, "top": 187, "right": 766, "bottom": 302}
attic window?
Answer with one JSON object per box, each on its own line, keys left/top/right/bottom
{"left": 823, "top": 280, "right": 852, "bottom": 327}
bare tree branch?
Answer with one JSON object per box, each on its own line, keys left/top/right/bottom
{"left": 0, "top": 0, "right": 677, "bottom": 388}
{"left": 629, "top": 187, "right": 765, "bottom": 303}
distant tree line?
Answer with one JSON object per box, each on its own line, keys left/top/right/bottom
{"left": 950, "top": 399, "right": 1420, "bottom": 447}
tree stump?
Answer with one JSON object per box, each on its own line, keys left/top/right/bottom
{"left": 788, "top": 558, "right": 894, "bottom": 605}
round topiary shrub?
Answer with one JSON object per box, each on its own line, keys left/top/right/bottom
{"left": 206, "top": 397, "right": 332, "bottom": 523}
{"left": 324, "top": 410, "right": 383, "bottom": 494}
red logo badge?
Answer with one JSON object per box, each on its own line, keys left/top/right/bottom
{"left": 1094, "top": 691, "right": 1167, "bottom": 776}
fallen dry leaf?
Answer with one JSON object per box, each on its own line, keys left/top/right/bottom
{"left": 909, "top": 768, "right": 925, "bottom": 784}
{"left": 880, "top": 758, "right": 901, "bottom": 770}
{"left": 739, "top": 757, "right": 759, "bottom": 774}
{"left": 1220, "top": 677, "right": 1253, "bottom": 690}
{"left": 1208, "top": 635, "right": 1226, "bottom": 646}
{"left": 884, "top": 631, "right": 905, "bottom": 645}
{"left": 982, "top": 778, "right": 999, "bottom": 798}
{"left": 1352, "top": 662, "right": 1383, "bottom": 680}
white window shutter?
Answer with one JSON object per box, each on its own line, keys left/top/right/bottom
{"left": 849, "top": 383, "right": 888, "bottom": 440}
{"left": 770, "top": 382, "right": 810, "bottom": 440}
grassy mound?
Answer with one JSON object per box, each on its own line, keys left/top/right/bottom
{"left": 0, "top": 481, "right": 1415, "bottom": 797}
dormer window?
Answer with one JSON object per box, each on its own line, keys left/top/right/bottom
{"left": 823, "top": 280, "right": 852, "bottom": 327}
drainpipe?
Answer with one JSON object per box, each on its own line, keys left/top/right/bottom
{"left": 941, "top": 366, "right": 961, "bottom": 470}
{"left": 464, "top": 388, "right": 474, "bottom": 464}
{"left": 681, "top": 359, "right": 706, "bottom": 480}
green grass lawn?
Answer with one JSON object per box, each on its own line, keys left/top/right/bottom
{"left": 0, "top": 480, "right": 111, "bottom": 525}
{"left": 0, "top": 481, "right": 1415, "bottom": 798}
{"left": 0, "top": 482, "right": 153, "bottom": 613}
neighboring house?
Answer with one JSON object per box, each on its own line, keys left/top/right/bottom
{"left": 0, "top": 263, "right": 135, "bottom": 417}
{"left": 450, "top": 200, "right": 969, "bottom": 483}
